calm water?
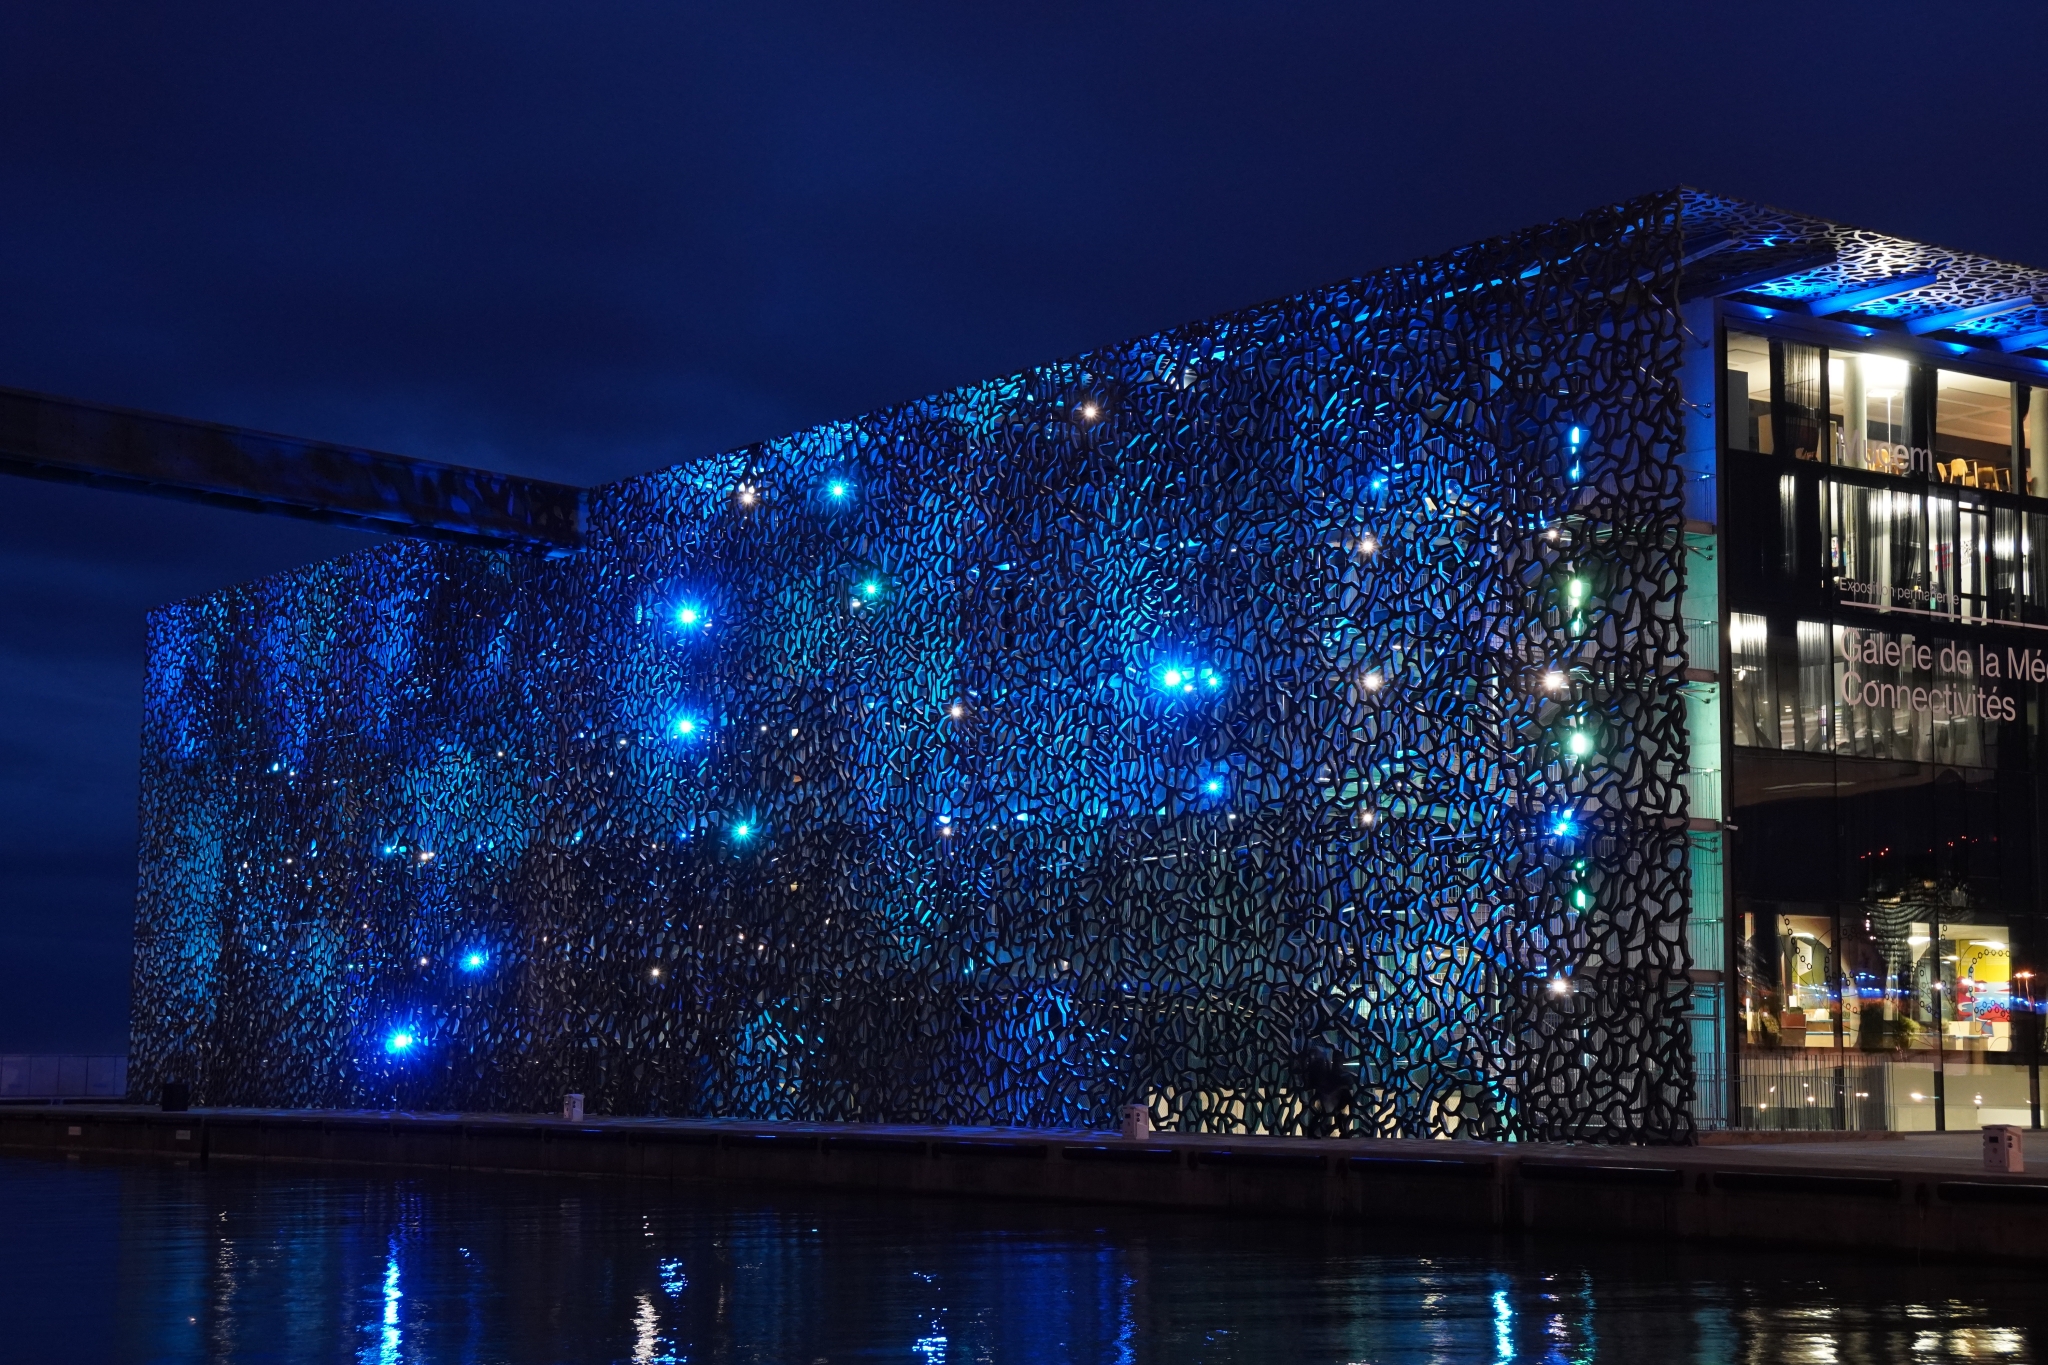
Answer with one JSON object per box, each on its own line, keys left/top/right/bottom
{"left": 2, "top": 1153, "right": 2039, "bottom": 1364}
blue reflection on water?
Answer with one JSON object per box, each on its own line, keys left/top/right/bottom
{"left": 365, "top": 1239, "right": 401, "bottom": 1365}
{"left": 1, "top": 1153, "right": 2041, "bottom": 1364}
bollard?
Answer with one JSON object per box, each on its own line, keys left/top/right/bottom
{"left": 1984, "top": 1124, "right": 2025, "bottom": 1173}
{"left": 1119, "top": 1104, "right": 1151, "bottom": 1140}
{"left": 562, "top": 1093, "right": 585, "bottom": 1122}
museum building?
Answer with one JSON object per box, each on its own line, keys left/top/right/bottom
{"left": 128, "top": 188, "right": 2048, "bottom": 1141}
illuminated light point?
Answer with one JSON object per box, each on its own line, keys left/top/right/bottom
{"left": 1204, "top": 779, "right": 1224, "bottom": 795}
{"left": 1360, "top": 810, "right": 1376, "bottom": 827}
{"left": 948, "top": 703, "right": 965, "bottom": 719}
{"left": 672, "top": 717, "right": 699, "bottom": 739}
{"left": 1543, "top": 670, "right": 1566, "bottom": 692}
{"left": 417, "top": 850, "right": 435, "bottom": 863}
{"left": 861, "top": 579, "right": 881, "bottom": 598}
{"left": 1360, "top": 534, "right": 1379, "bottom": 556}
{"left": 1548, "top": 976, "right": 1572, "bottom": 996}
{"left": 418, "top": 956, "right": 429, "bottom": 967}
{"left": 1550, "top": 815, "right": 1577, "bottom": 838}
{"left": 1566, "top": 731, "right": 1593, "bottom": 759}
{"left": 462, "top": 952, "right": 487, "bottom": 972}
{"left": 1568, "top": 425, "right": 1585, "bottom": 449}
{"left": 650, "top": 967, "right": 662, "bottom": 978}
{"left": 1199, "top": 667, "right": 1223, "bottom": 690}
{"left": 1161, "top": 669, "right": 1184, "bottom": 688}
{"left": 1077, "top": 402, "right": 1099, "bottom": 421}
{"left": 732, "top": 821, "right": 754, "bottom": 841}
{"left": 1571, "top": 887, "right": 1593, "bottom": 910}
{"left": 736, "top": 484, "right": 757, "bottom": 507}
{"left": 827, "top": 480, "right": 849, "bottom": 500}
{"left": 676, "top": 605, "right": 705, "bottom": 629}
{"left": 385, "top": 1031, "right": 416, "bottom": 1054}
{"left": 1567, "top": 578, "right": 1587, "bottom": 604}
{"left": 1363, "top": 671, "right": 1383, "bottom": 692}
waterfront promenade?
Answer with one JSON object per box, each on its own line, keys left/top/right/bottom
{"left": 3, "top": 1105, "right": 2041, "bottom": 1262}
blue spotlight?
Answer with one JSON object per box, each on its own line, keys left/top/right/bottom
{"left": 1204, "top": 778, "right": 1225, "bottom": 796}
{"left": 675, "top": 603, "right": 708, "bottom": 630}
{"left": 461, "top": 951, "right": 488, "bottom": 972}
{"left": 827, "top": 479, "right": 850, "bottom": 501}
{"left": 1154, "top": 661, "right": 1222, "bottom": 696}
{"left": 384, "top": 1030, "right": 416, "bottom": 1055}
{"left": 731, "top": 820, "right": 755, "bottom": 842}
{"left": 1550, "top": 813, "right": 1578, "bottom": 839}
{"left": 859, "top": 578, "right": 882, "bottom": 599}
{"left": 671, "top": 714, "right": 702, "bottom": 741}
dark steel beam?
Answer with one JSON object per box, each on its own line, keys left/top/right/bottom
{"left": 0, "top": 384, "right": 585, "bottom": 556}
{"left": 1680, "top": 247, "right": 1838, "bottom": 302}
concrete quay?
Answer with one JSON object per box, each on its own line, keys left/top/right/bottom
{"left": 4, "top": 1105, "right": 2044, "bottom": 1262}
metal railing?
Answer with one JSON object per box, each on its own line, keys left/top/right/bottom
{"left": 1682, "top": 616, "right": 1718, "bottom": 669}
{"left": 1682, "top": 767, "right": 1722, "bottom": 822}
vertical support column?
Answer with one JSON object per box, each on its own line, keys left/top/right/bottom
{"left": 2027, "top": 387, "right": 2047, "bottom": 499}
{"left": 1677, "top": 296, "right": 1729, "bottom": 1131}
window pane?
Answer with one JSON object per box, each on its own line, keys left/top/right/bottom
{"left": 1725, "top": 332, "right": 1772, "bottom": 453}
{"left": 1796, "top": 621, "right": 1832, "bottom": 753}
{"left": 1833, "top": 351, "right": 1915, "bottom": 474}
{"left": 1774, "top": 340, "right": 1824, "bottom": 462}
{"left": 1935, "top": 370, "right": 2015, "bottom": 492}
{"left": 1730, "top": 612, "right": 1777, "bottom": 748}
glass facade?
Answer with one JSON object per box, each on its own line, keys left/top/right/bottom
{"left": 1721, "top": 323, "right": 2048, "bottom": 1132}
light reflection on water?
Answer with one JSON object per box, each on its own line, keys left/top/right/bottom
{"left": 1, "top": 1153, "right": 2039, "bottom": 1364}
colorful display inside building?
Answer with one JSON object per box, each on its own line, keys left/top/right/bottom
{"left": 129, "top": 186, "right": 2048, "bottom": 1140}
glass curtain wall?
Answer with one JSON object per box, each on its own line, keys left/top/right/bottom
{"left": 1722, "top": 324, "right": 2048, "bottom": 1132}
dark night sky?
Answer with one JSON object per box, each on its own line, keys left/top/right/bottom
{"left": 2, "top": 2, "right": 2043, "bottom": 1053}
